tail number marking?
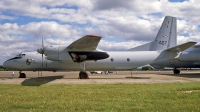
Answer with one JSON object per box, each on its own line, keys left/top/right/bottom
{"left": 159, "top": 41, "right": 167, "bottom": 45}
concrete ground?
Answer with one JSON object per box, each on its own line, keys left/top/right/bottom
{"left": 0, "top": 70, "right": 200, "bottom": 85}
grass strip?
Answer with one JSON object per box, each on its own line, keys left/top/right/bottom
{"left": 0, "top": 82, "right": 200, "bottom": 111}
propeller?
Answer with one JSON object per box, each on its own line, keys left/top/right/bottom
{"left": 37, "top": 37, "right": 45, "bottom": 68}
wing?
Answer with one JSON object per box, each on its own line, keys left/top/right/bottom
{"left": 67, "top": 35, "right": 101, "bottom": 51}
{"left": 67, "top": 35, "right": 109, "bottom": 62}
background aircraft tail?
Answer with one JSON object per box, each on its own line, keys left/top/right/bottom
{"left": 128, "top": 16, "right": 177, "bottom": 51}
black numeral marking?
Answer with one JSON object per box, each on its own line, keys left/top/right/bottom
{"left": 159, "top": 41, "right": 167, "bottom": 45}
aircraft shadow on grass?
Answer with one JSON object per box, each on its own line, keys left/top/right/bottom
{"left": 21, "top": 76, "right": 64, "bottom": 86}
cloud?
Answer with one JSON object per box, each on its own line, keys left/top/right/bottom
{"left": 0, "top": 14, "right": 17, "bottom": 20}
{"left": 93, "top": 0, "right": 161, "bottom": 14}
{"left": 0, "top": 34, "right": 25, "bottom": 43}
{"left": 98, "top": 40, "right": 147, "bottom": 51}
{"left": 161, "top": 0, "right": 200, "bottom": 24}
{"left": 19, "top": 21, "right": 73, "bottom": 38}
{"left": 0, "top": 21, "right": 83, "bottom": 39}
{"left": 0, "top": 0, "right": 93, "bottom": 19}
{"left": 0, "top": 23, "right": 19, "bottom": 34}
{"left": 177, "top": 36, "right": 190, "bottom": 45}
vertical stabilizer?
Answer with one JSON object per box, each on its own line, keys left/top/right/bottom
{"left": 167, "top": 17, "right": 177, "bottom": 48}
{"left": 149, "top": 16, "right": 177, "bottom": 50}
{"left": 128, "top": 16, "right": 177, "bottom": 51}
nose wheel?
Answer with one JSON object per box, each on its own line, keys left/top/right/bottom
{"left": 19, "top": 71, "right": 26, "bottom": 78}
{"left": 173, "top": 68, "right": 180, "bottom": 74}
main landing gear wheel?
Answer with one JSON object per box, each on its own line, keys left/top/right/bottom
{"left": 173, "top": 68, "right": 180, "bottom": 74}
{"left": 19, "top": 72, "right": 26, "bottom": 78}
{"left": 79, "top": 72, "right": 89, "bottom": 79}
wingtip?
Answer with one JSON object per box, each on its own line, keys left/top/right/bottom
{"left": 86, "top": 35, "right": 101, "bottom": 38}
{"left": 188, "top": 41, "right": 197, "bottom": 44}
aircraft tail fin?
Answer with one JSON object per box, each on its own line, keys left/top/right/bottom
{"left": 151, "top": 16, "right": 177, "bottom": 50}
{"left": 128, "top": 16, "right": 177, "bottom": 51}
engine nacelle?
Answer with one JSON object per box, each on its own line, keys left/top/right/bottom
{"left": 46, "top": 54, "right": 59, "bottom": 61}
{"left": 43, "top": 45, "right": 67, "bottom": 61}
{"left": 44, "top": 45, "right": 59, "bottom": 55}
{"left": 179, "top": 52, "right": 200, "bottom": 62}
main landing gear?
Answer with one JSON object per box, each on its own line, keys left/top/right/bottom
{"left": 19, "top": 71, "right": 26, "bottom": 78}
{"left": 78, "top": 62, "right": 89, "bottom": 79}
{"left": 79, "top": 71, "right": 89, "bottom": 79}
{"left": 173, "top": 68, "right": 180, "bottom": 74}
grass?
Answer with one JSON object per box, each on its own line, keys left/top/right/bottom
{"left": 0, "top": 83, "right": 200, "bottom": 111}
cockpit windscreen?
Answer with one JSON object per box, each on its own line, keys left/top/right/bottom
{"left": 6, "top": 54, "right": 25, "bottom": 61}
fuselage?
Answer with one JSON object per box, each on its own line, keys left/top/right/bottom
{"left": 3, "top": 51, "right": 160, "bottom": 72}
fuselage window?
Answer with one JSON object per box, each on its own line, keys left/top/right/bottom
{"left": 26, "top": 59, "right": 37, "bottom": 65}
{"left": 26, "top": 59, "right": 32, "bottom": 65}
{"left": 127, "top": 58, "right": 130, "bottom": 62}
{"left": 21, "top": 54, "right": 25, "bottom": 57}
{"left": 15, "top": 54, "right": 25, "bottom": 58}
{"left": 111, "top": 58, "right": 114, "bottom": 62}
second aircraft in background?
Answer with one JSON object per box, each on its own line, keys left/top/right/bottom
{"left": 130, "top": 16, "right": 200, "bottom": 74}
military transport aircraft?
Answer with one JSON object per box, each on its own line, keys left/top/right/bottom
{"left": 3, "top": 16, "right": 196, "bottom": 79}
{"left": 150, "top": 44, "right": 200, "bottom": 74}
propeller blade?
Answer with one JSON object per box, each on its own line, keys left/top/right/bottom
{"left": 42, "top": 37, "right": 44, "bottom": 69}
{"left": 42, "top": 37, "right": 44, "bottom": 50}
{"left": 42, "top": 53, "right": 43, "bottom": 68}
{"left": 37, "top": 37, "right": 45, "bottom": 54}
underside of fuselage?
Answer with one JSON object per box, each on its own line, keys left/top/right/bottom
{"left": 152, "top": 59, "right": 200, "bottom": 69}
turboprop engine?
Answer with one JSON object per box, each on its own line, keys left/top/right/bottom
{"left": 38, "top": 45, "right": 66, "bottom": 61}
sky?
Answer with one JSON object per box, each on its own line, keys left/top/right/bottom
{"left": 0, "top": 0, "right": 200, "bottom": 65}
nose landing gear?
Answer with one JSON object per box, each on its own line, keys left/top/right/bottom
{"left": 173, "top": 68, "right": 180, "bottom": 74}
{"left": 19, "top": 71, "right": 26, "bottom": 78}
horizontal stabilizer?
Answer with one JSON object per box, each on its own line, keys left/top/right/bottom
{"left": 165, "top": 41, "right": 196, "bottom": 52}
{"left": 127, "top": 42, "right": 152, "bottom": 51}
{"left": 67, "top": 35, "right": 101, "bottom": 51}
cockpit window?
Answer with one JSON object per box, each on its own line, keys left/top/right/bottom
{"left": 7, "top": 57, "right": 22, "bottom": 61}
{"left": 16, "top": 54, "right": 25, "bottom": 57}
{"left": 6, "top": 54, "right": 25, "bottom": 61}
